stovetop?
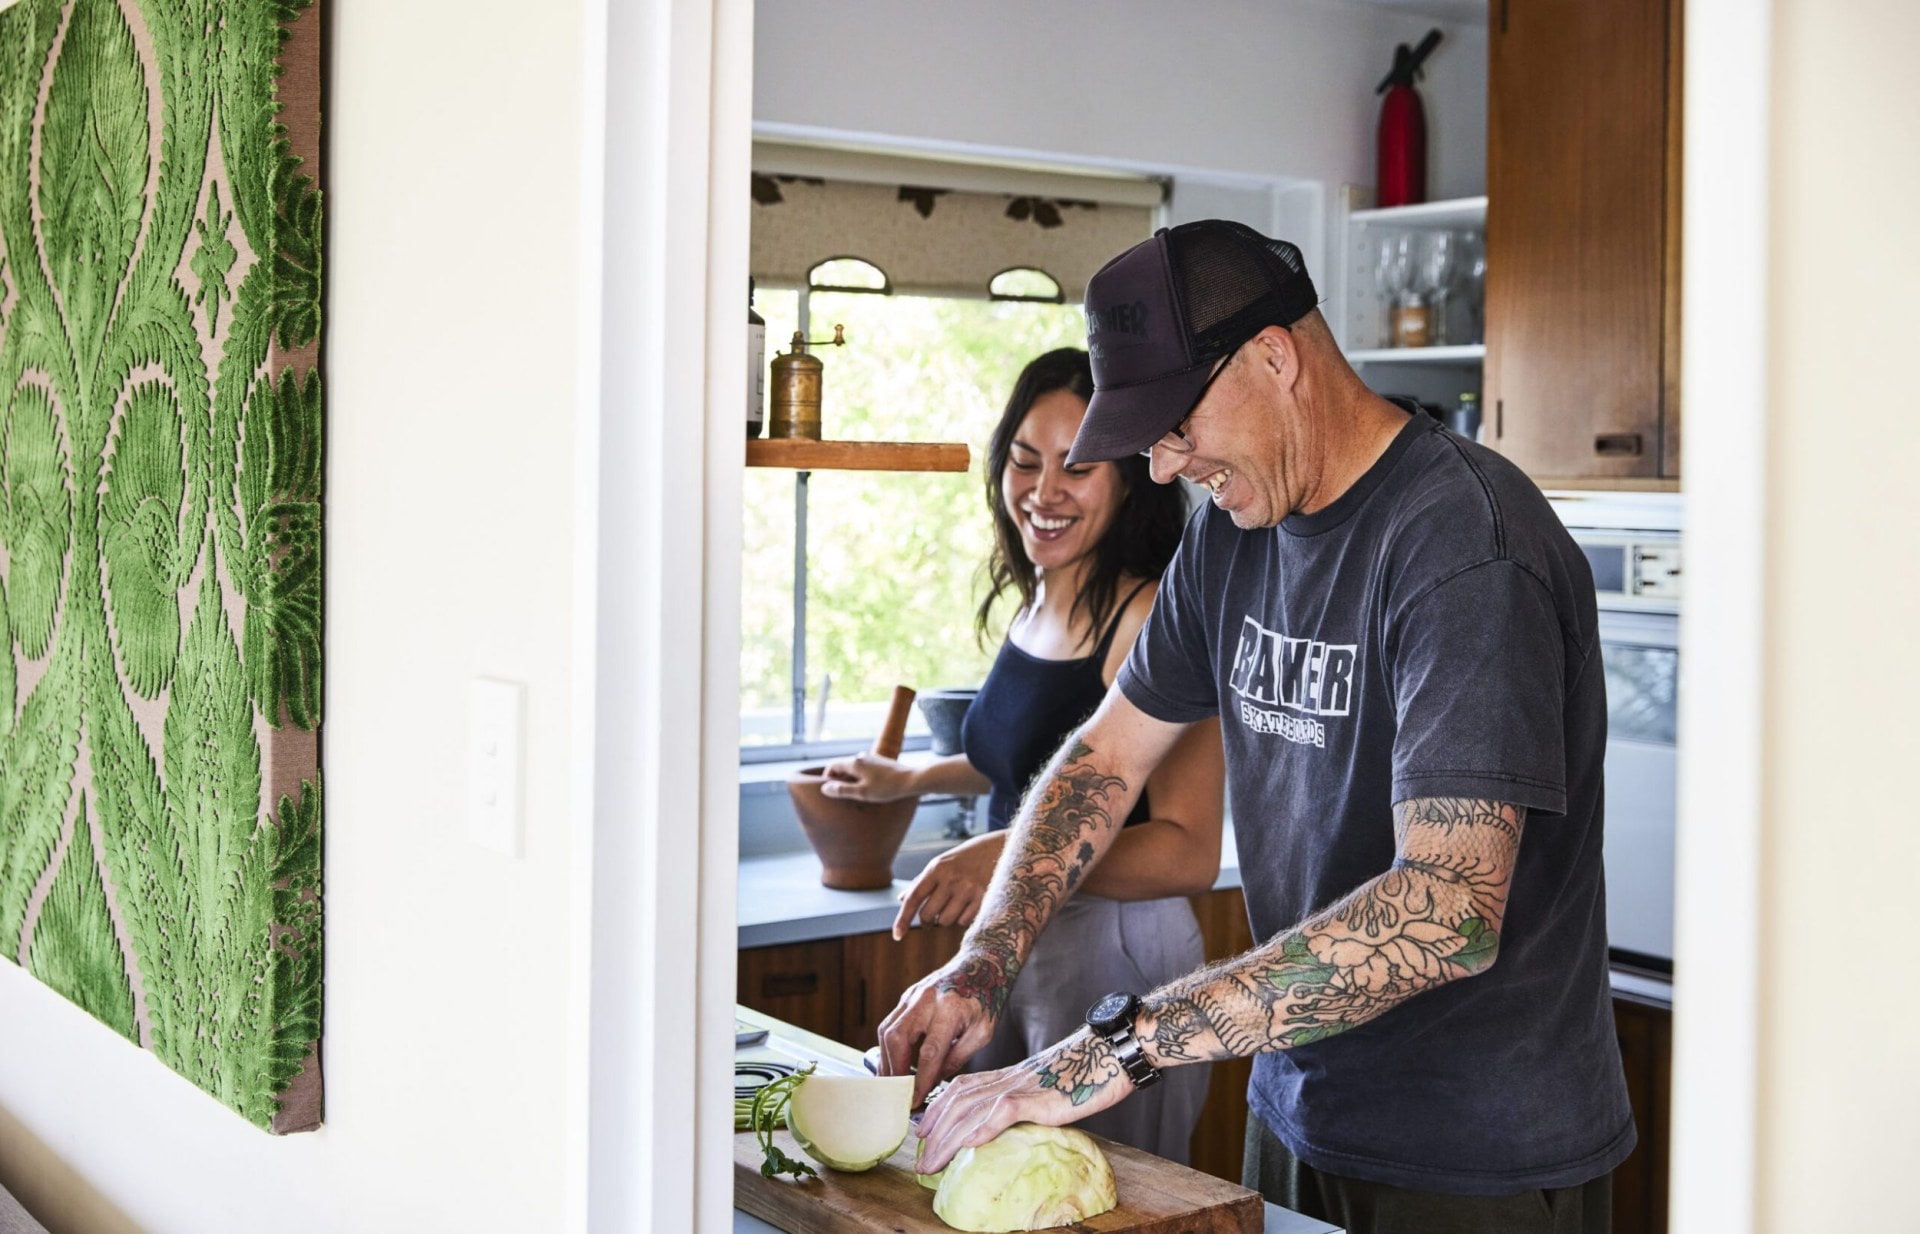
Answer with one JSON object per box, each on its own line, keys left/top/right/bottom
{"left": 733, "top": 1017, "right": 867, "bottom": 1095}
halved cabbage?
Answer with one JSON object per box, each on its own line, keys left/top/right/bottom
{"left": 931, "top": 1122, "right": 1118, "bottom": 1232}
{"left": 915, "top": 1136, "right": 942, "bottom": 1190}
{"left": 785, "top": 1074, "right": 914, "bottom": 1172}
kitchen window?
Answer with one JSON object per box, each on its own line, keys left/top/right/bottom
{"left": 742, "top": 151, "right": 1162, "bottom": 759}
{"left": 740, "top": 282, "right": 1087, "bottom": 756}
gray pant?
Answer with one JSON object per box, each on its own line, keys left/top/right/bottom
{"left": 1244, "top": 1113, "right": 1613, "bottom": 1234}
{"left": 967, "top": 894, "right": 1210, "bottom": 1164}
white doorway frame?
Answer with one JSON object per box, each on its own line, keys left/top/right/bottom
{"left": 1669, "top": 1, "right": 1771, "bottom": 1230}
{"left": 568, "top": 0, "right": 1775, "bottom": 1229}
{"left": 569, "top": 0, "right": 751, "bottom": 1230}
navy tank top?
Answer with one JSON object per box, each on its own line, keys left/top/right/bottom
{"left": 960, "top": 582, "right": 1154, "bottom": 832}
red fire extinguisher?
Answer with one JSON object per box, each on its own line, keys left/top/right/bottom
{"left": 1376, "top": 28, "right": 1444, "bottom": 209}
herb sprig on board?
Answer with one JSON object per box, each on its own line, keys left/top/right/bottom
{"left": 742, "top": 1063, "right": 818, "bottom": 1181}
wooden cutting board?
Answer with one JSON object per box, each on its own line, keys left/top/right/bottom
{"left": 734, "top": 1127, "right": 1263, "bottom": 1234}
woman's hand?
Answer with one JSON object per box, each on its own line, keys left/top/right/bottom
{"left": 819, "top": 752, "right": 918, "bottom": 802}
{"left": 893, "top": 832, "right": 1007, "bottom": 940}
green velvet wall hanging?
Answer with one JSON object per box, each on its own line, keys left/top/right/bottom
{"left": 0, "top": 0, "right": 324, "bottom": 1133}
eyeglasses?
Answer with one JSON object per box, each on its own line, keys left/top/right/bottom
{"left": 1139, "top": 353, "right": 1232, "bottom": 457}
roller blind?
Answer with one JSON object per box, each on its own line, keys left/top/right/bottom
{"left": 749, "top": 143, "right": 1162, "bottom": 302}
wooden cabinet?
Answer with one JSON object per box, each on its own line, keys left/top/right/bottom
{"left": 738, "top": 926, "right": 969, "bottom": 1053}
{"left": 839, "top": 923, "right": 970, "bottom": 1050}
{"left": 737, "top": 937, "right": 845, "bottom": 1042}
{"left": 1485, "top": 0, "right": 1684, "bottom": 484}
{"left": 1612, "top": 994, "right": 1673, "bottom": 1234}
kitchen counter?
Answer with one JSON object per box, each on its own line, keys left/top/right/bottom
{"left": 735, "top": 1202, "right": 1339, "bottom": 1233}
{"left": 738, "top": 825, "right": 1243, "bottom": 949}
{"left": 732, "top": 1007, "right": 1342, "bottom": 1234}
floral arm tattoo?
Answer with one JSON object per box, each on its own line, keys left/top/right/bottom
{"left": 937, "top": 739, "right": 1132, "bottom": 1020}
{"left": 1140, "top": 797, "right": 1524, "bottom": 1064}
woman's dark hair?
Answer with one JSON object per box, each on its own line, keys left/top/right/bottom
{"left": 975, "top": 347, "right": 1189, "bottom": 645}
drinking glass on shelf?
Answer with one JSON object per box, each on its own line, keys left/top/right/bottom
{"left": 1373, "top": 233, "right": 1415, "bottom": 347}
{"left": 1459, "top": 231, "right": 1487, "bottom": 344}
{"left": 1417, "top": 231, "right": 1460, "bottom": 346}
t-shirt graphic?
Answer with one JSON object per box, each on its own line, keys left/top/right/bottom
{"left": 1228, "top": 616, "right": 1357, "bottom": 747}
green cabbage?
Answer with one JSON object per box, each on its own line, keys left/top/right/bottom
{"left": 930, "top": 1122, "right": 1118, "bottom": 1232}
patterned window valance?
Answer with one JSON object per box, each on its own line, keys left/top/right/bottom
{"left": 749, "top": 145, "right": 1162, "bottom": 302}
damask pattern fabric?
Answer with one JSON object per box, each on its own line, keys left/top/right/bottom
{"left": 0, "top": 0, "right": 324, "bottom": 1133}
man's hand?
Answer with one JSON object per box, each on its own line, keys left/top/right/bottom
{"left": 913, "top": 1029, "right": 1133, "bottom": 1176}
{"left": 877, "top": 945, "right": 1017, "bottom": 1109}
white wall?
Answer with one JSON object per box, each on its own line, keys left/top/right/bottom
{"left": 1755, "top": 0, "right": 1920, "bottom": 1226}
{"left": 753, "top": 0, "right": 1488, "bottom": 242}
{"left": 0, "top": 1, "right": 591, "bottom": 1229}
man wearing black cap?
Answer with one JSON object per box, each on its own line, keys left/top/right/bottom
{"left": 888, "top": 220, "right": 1632, "bottom": 1232}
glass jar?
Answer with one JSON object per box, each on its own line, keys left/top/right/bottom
{"left": 1390, "top": 291, "right": 1431, "bottom": 348}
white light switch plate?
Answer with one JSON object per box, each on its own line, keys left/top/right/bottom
{"left": 468, "top": 678, "right": 524, "bottom": 857}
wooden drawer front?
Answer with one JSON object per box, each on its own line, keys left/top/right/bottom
{"left": 739, "top": 938, "right": 845, "bottom": 1043}
{"left": 840, "top": 924, "right": 969, "bottom": 1051}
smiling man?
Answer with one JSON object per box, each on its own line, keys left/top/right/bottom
{"left": 881, "top": 221, "right": 1633, "bottom": 1234}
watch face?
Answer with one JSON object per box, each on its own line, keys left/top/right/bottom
{"left": 1089, "top": 992, "right": 1132, "bottom": 1028}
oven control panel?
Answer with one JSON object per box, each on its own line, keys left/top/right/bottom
{"left": 1572, "top": 533, "right": 1683, "bottom": 611}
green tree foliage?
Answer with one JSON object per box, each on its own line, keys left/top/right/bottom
{"left": 743, "top": 290, "right": 1086, "bottom": 742}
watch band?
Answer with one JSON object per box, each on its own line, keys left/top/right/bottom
{"left": 1106, "top": 1025, "right": 1161, "bottom": 1090}
{"left": 1087, "top": 993, "right": 1162, "bottom": 1090}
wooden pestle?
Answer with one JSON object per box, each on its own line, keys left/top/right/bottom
{"left": 872, "top": 685, "right": 917, "bottom": 760}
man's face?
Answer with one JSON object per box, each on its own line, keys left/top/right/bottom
{"left": 1142, "top": 333, "right": 1295, "bottom": 530}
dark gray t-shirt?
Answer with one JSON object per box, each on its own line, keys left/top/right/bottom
{"left": 1119, "top": 412, "right": 1634, "bottom": 1195}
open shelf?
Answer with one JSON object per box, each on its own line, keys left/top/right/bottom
{"left": 1347, "top": 344, "right": 1486, "bottom": 365}
{"left": 1349, "top": 195, "right": 1488, "bottom": 229}
{"left": 746, "top": 438, "right": 971, "bottom": 473}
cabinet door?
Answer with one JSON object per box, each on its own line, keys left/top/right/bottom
{"left": 1487, "top": 0, "right": 1673, "bottom": 481}
{"left": 840, "top": 924, "right": 971, "bottom": 1052}
{"left": 1612, "top": 996, "right": 1673, "bottom": 1234}
{"left": 1187, "top": 888, "right": 1257, "bottom": 1184}
{"left": 738, "top": 939, "right": 845, "bottom": 1043}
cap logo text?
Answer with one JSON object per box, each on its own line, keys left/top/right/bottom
{"left": 1086, "top": 300, "right": 1151, "bottom": 339}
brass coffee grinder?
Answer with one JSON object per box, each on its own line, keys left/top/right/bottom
{"left": 767, "top": 324, "right": 847, "bottom": 440}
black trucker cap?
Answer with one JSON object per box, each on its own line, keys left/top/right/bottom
{"left": 1067, "top": 219, "right": 1318, "bottom": 465}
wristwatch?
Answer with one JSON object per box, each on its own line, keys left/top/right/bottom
{"left": 1085, "top": 991, "right": 1162, "bottom": 1090}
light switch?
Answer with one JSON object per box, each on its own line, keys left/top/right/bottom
{"left": 469, "top": 678, "right": 524, "bottom": 857}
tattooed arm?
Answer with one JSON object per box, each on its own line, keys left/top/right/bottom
{"left": 1136, "top": 796, "right": 1521, "bottom": 1063}
{"left": 913, "top": 797, "right": 1525, "bottom": 1173}
{"left": 875, "top": 689, "right": 1191, "bottom": 1108}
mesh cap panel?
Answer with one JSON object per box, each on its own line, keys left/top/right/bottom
{"left": 1167, "top": 221, "right": 1318, "bottom": 361}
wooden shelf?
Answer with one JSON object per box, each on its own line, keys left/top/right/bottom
{"left": 746, "top": 438, "right": 971, "bottom": 473}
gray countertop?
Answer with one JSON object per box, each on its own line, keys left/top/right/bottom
{"left": 738, "top": 826, "right": 1243, "bottom": 950}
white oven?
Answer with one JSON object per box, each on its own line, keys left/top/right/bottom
{"left": 1552, "top": 496, "right": 1681, "bottom": 974}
